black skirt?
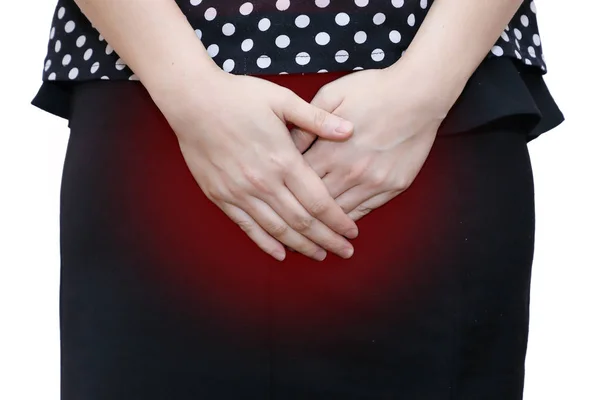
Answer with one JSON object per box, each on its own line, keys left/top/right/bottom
{"left": 37, "top": 57, "right": 563, "bottom": 399}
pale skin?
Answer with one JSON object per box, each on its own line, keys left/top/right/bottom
{"left": 74, "top": 0, "right": 524, "bottom": 261}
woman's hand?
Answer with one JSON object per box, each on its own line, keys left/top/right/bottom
{"left": 292, "top": 64, "right": 451, "bottom": 222}
{"left": 158, "top": 70, "right": 359, "bottom": 262}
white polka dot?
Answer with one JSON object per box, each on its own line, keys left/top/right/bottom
{"left": 257, "top": 55, "right": 271, "bottom": 69}
{"left": 533, "top": 34, "right": 541, "bottom": 46}
{"left": 520, "top": 15, "right": 529, "bottom": 27}
{"left": 501, "top": 31, "right": 509, "bottom": 42}
{"left": 407, "top": 14, "right": 416, "bottom": 26}
{"left": 48, "top": 73, "right": 57, "bottom": 81}
{"left": 207, "top": 44, "right": 219, "bottom": 57}
{"left": 76, "top": 35, "right": 86, "bottom": 47}
{"left": 84, "top": 48, "right": 93, "bottom": 61}
{"left": 195, "top": 29, "right": 202, "bottom": 40}
{"left": 315, "top": 0, "right": 330, "bottom": 8}
{"left": 115, "top": 59, "right": 126, "bottom": 70}
{"left": 491, "top": 45, "right": 504, "bottom": 56}
{"left": 318, "top": 69, "right": 328, "bottom": 73}
{"left": 515, "top": 39, "right": 521, "bottom": 50}
{"left": 371, "top": 48, "right": 385, "bottom": 62}
{"left": 295, "top": 15, "right": 310, "bottom": 28}
{"left": 105, "top": 44, "right": 113, "bottom": 55}
{"left": 258, "top": 18, "right": 271, "bottom": 31}
{"left": 44, "top": 60, "right": 52, "bottom": 71}
{"left": 54, "top": 40, "right": 61, "bottom": 53}
{"left": 276, "top": 0, "right": 290, "bottom": 11}
{"left": 530, "top": 1, "right": 537, "bottom": 14}
{"left": 276, "top": 35, "right": 291, "bottom": 48}
{"left": 354, "top": 31, "right": 367, "bottom": 44}
{"left": 101, "top": 76, "right": 109, "bottom": 80}
{"left": 223, "top": 59, "right": 235, "bottom": 72}
{"left": 389, "top": 30, "right": 401, "bottom": 43}
{"left": 90, "top": 62, "right": 100, "bottom": 74}
{"left": 68, "top": 68, "right": 79, "bottom": 79}
{"left": 513, "top": 28, "right": 522, "bottom": 40}
{"left": 353, "top": 67, "right": 364, "bottom": 71}
{"left": 355, "top": 0, "right": 369, "bottom": 7}
{"left": 62, "top": 54, "right": 72, "bottom": 66}
{"left": 239, "top": 2, "right": 253, "bottom": 15}
{"left": 525, "top": 59, "right": 532, "bottom": 65}
{"left": 190, "top": 0, "right": 202, "bottom": 5}
{"left": 241, "top": 39, "right": 254, "bottom": 52}
{"left": 98, "top": 34, "right": 104, "bottom": 41}
{"left": 65, "top": 21, "right": 76, "bottom": 33}
{"left": 515, "top": 50, "right": 522, "bottom": 60}
{"left": 205, "top": 7, "right": 217, "bottom": 21}
{"left": 296, "top": 52, "right": 311, "bottom": 66}
{"left": 335, "top": 50, "right": 349, "bottom": 63}
{"left": 279, "top": 72, "right": 288, "bottom": 75}
{"left": 420, "top": 0, "right": 428, "bottom": 9}
{"left": 373, "top": 13, "right": 386, "bottom": 25}
{"left": 129, "top": 74, "right": 140, "bottom": 81}
{"left": 315, "top": 32, "right": 330, "bottom": 46}
{"left": 528, "top": 46, "right": 536, "bottom": 58}
{"left": 222, "top": 23, "right": 235, "bottom": 36}
{"left": 391, "top": 0, "right": 404, "bottom": 7}
{"left": 49, "top": 27, "right": 55, "bottom": 40}
{"left": 335, "top": 13, "right": 350, "bottom": 26}
{"left": 57, "top": 7, "right": 65, "bottom": 19}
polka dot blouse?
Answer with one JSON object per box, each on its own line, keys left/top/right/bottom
{"left": 41, "top": 0, "right": 547, "bottom": 82}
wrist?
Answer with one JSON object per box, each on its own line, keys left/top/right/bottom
{"left": 386, "top": 52, "right": 472, "bottom": 116}
{"left": 144, "top": 62, "right": 230, "bottom": 120}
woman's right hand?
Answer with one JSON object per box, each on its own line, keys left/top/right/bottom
{"left": 156, "top": 71, "right": 359, "bottom": 262}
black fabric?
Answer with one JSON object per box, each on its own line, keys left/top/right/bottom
{"left": 60, "top": 77, "right": 540, "bottom": 398}
{"left": 39, "top": 0, "right": 546, "bottom": 80}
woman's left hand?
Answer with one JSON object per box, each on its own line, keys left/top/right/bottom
{"left": 291, "top": 64, "right": 451, "bottom": 221}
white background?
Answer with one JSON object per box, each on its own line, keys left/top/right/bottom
{"left": 0, "top": 1, "right": 598, "bottom": 399}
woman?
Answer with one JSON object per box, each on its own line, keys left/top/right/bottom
{"left": 33, "top": 0, "right": 564, "bottom": 398}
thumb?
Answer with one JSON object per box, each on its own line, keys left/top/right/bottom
{"left": 283, "top": 95, "right": 353, "bottom": 142}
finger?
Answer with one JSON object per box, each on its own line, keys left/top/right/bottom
{"left": 282, "top": 94, "right": 353, "bottom": 141}
{"left": 290, "top": 127, "right": 317, "bottom": 154}
{"left": 243, "top": 197, "right": 329, "bottom": 262}
{"left": 219, "top": 202, "right": 286, "bottom": 261}
{"left": 321, "top": 171, "right": 358, "bottom": 198}
{"left": 347, "top": 191, "right": 400, "bottom": 222}
{"left": 289, "top": 90, "right": 343, "bottom": 153}
{"left": 302, "top": 142, "right": 330, "bottom": 179}
{"left": 265, "top": 187, "right": 355, "bottom": 259}
{"left": 334, "top": 184, "right": 382, "bottom": 215}
{"left": 284, "top": 161, "right": 359, "bottom": 240}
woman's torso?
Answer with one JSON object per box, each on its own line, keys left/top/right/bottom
{"left": 41, "top": 0, "right": 546, "bottom": 81}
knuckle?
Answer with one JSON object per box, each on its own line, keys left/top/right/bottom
{"left": 356, "top": 205, "right": 373, "bottom": 216}
{"left": 391, "top": 177, "right": 410, "bottom": 191}
{"left": 236, "top": 219, "right": 254, "bottom": 234}
{"left": 289, "top": 214, "right": 315, "bottom": 232}
{"left": 369, "top": 169, "right": 389, "bottom": 187}
{"left": 267, "top": 222, "right": 288, "bottom": 238}
{"left": 312, "top": 109, "right": 329, "bottom": 129}
{"left": 242, "top": 167, "right": 273, "bottom": 195}
{"left": 268, "top": 153, "right": 294, "bottom": 176}
{"left": 307, "top": 198, "right": 330, "bottom": 216}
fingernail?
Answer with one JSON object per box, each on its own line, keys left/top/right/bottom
{"left": 335, "top": 119, "right": 353, "bottom": 135}
{"left": 341, "top": 246, "right": 354, "bottom": 259}
{"left": 345, "top": 227, "right": 359, "bottom": 239}
{"left": 273, "top": 250, "right": 286, "bottom": 261}
{"left": 314, "top": 249, "right": 327, "bottom": 261}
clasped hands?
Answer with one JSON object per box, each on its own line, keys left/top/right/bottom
{"left": 170, "top": 63, "right": 448, "bottom": 262}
